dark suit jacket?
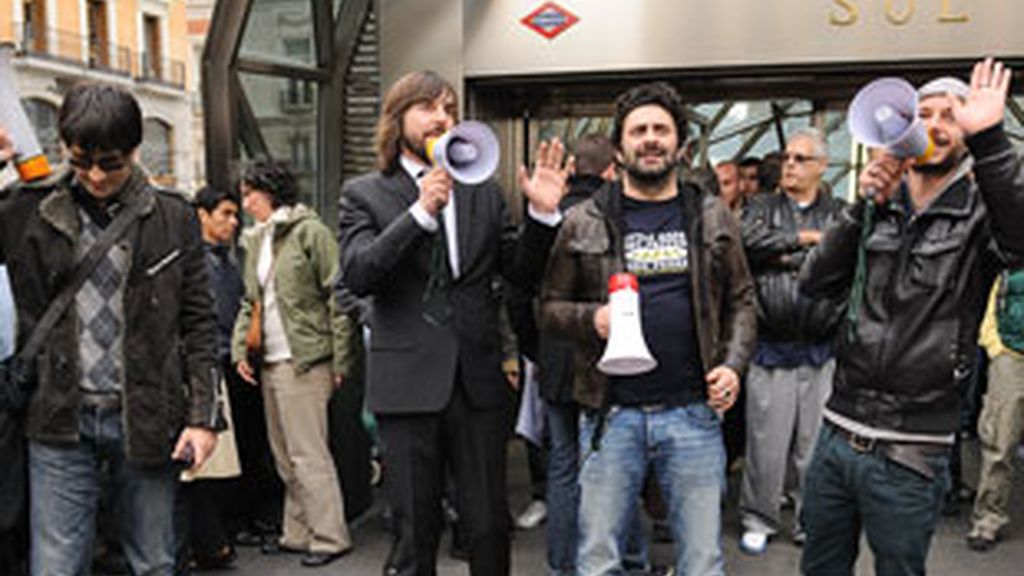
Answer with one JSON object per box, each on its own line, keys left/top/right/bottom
{"left": 338, "top": 169, "right": 556, "bottom": 414}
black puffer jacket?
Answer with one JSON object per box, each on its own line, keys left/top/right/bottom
{"left": 0, "top": 167, "right": 218, "bottom": 465}
{"left": 742, "top": 189, "right": 846, "bottom": 344}
{"left": 800, "top": 125, "right": 1024, "bottom": 436}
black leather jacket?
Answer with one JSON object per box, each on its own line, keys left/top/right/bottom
{"left": 742, "top": 189, "right": 846, "bottom": 344}
{"left": 800, "top": 126, "right": 1024, "bottom": 436}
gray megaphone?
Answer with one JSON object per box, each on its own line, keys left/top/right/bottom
{"left": 848, "top": 77, "right": 934, "bottom": 162}
{"left": 426, "top": 121, "right": 499, "bottom": 185}
{"left": 597, "top": 273, "right": 658, "bottom": 376}
{"left": 0, "top": 43, "right": 51, "bottom": 181}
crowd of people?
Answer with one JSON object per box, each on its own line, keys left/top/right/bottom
{"left": 0, "top": 56, "right": 1022, "bottom": 576}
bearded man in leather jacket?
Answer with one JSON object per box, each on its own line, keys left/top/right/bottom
{"left": 799, "top": 58, "right": 1024, "bottom": 576}
{"left": 737, "top": 128, "right": 846, "bottom": 555}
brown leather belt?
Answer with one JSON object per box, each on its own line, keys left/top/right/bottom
{"left": 826, "top": 421, "right": 951, "bottom": 480}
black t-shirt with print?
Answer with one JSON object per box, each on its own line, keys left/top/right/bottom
{"left": 609, "top": 195, "right": 705, "bottom": 407}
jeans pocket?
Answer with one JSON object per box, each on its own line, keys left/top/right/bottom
{"left": 683, "top": 402, "right": 720, "bottom": 429}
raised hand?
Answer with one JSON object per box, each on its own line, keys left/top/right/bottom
{"left": 518, "top": 137, "right": 574, "bottom": 215}
{"left": 952, "top": 57, "right": 1013, "bottom": 136}
{"left": 0, "top": 129, "right": 13, "bottom": 163}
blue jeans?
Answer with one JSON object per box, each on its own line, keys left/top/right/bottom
{"left": 546, "top": 401, "right": 650, "bottom": 576}
{"left": 545, "top": 401, "right": 579, "bottom": 576}
{"left": 800, "top": 425, "right": 951, "bottom": 576}
{"left": 29, "top": 403, "right": 178, "bottom": 576}
{"left": 577, "top": 403, "right": 726, "bottom": 576}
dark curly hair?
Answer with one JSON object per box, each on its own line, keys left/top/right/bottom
{"left": 239, "top": 157, "right": 299, "bottom": 208}
{"left": 611, "top": 82, "right": 687, "bottom": 151}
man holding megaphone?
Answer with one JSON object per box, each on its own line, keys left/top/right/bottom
{"left": 799, "top": 58, "right": 1024, "bottom": 576}
{"left": 338, "top": 70, "right": 569, "bottom": 576}
{"left": 541, "top": 82, "right": 756, "bottom": 576}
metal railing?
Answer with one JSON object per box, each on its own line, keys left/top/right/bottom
{"left": 13, "top": 23, "right": 133, "bottom": 76}
{"left": 138, "top": 52, "right": 186, "bottom": 89}
{"left": 5, "top": 23, "right": 185, "bottom": 89}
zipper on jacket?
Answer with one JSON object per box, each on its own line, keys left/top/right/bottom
{"left": 875, "top": 213, "right": 915, "bottom": 393}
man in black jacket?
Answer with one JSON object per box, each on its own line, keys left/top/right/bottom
{"left": 0, "top": 85, "right": 218, "bottom": 576}
{"left": 799, "top": 58, "right": 1024, "bottom": 575}
{"left": 738, "top": 128, "right": 845, "bottom": 555}
{"left": 337, "top": 71, "right": 567, "bottom": 576}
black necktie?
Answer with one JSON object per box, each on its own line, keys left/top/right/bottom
{"left": 421, "top": 170, "right": 453, "bottom": 325}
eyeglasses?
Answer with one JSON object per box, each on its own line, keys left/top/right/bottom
{"left": 783, "top": 152, "right": 823, "bottom": 164}
{"left": 68, "top": 154, "right": 128, "bottom": 173}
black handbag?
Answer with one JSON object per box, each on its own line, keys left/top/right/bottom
{"left": 0, "top": 195, "right": 146, "bottom": 413}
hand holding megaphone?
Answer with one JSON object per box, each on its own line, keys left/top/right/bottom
{"left": 857, "top": 151, "right": 914, "bottom": 205}
{"left": 0, "top": 129, "right": 14, "bottom": 164}
{"left": 417, "top": 166, "right": 453, "bottom": 217}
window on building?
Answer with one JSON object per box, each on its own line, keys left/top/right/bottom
{"left": 21, "top": 98, "right": 61, "bottom": 165}
{"left": 290, "top": 131, "right": 312, "bottom": 171}
{"left": 87, "top": 0, "right": 109, "bottom": 69}
{"left": 22, "top": 0, "right": 47, "bottom": 54}
{"left": 141, "top": 118, "right": 174, "bottom": 185}
{"left": 142, "top": 14, "right": 162, "bottom": 80}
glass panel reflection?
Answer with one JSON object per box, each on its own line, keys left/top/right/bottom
{"left": 239, "top": 0, "right": 316, "bottom": 67}
{"left": 239, "top": 71, "right": 319, "bottom": 207}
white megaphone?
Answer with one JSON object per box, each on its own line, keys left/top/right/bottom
{"left": 0, "top": 43, "right": 51, "bottom": 181}
{"left": 597, "top": 273, "right": 658, "bottom": 376}
{"left": 426, "top": 120, "right": 499, "bottom": 185}
{"left": 847, "top": 77, "right": 934, "bottom": 162}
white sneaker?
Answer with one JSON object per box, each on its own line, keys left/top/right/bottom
{"left": 740, "top": 530, "right": 769, "bottom": 555}
{"left": 515, "top": 500, "right": 547, "bottom": 530}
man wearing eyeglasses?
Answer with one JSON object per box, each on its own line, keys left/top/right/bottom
{"left": 0, "top": 84, "right": 218, "bottom": 576}
{"left": 737, "top": 128, "right": 846, "bottom": 555}
{"left": 799, "top": 58, "right": 1024, "bottom": 575}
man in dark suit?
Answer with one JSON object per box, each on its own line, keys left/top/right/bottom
{"left": 337, "top": 70, "right": 569, "bottom": 576}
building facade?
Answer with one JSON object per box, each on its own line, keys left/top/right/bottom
{"left": 1, "top": 0, "right": 194, "bottom": 189}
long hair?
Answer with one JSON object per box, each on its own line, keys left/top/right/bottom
{"left": 375, "top": 71, "right": 457, "bottom": 174}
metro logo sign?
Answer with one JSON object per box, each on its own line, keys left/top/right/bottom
{"left": 521, "top": 2, "right": 579, "bottom": 40}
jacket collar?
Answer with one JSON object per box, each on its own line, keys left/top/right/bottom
{"left": 588, "top": 172, "right": 711, "bottom": 220}
{"left": 38, "top": 164, "right": 154, "bottom": 242}
{"left": 887, "top": 159, "right": 975, "bottom": 220}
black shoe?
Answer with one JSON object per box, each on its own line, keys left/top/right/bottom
{"left": 261, "top": 540, "right": 304, "bottom": 555}
{"left": 234, "top": 530, "right": 265, "bottom": 547}
{"left": 300, "top": 550, "right": 348, "bottom": 567}
{"left": 193, "top": 545, "right": 237, "bottom": 570}
{"left": 967, "top": 532, "right": 998, "bottom": 552}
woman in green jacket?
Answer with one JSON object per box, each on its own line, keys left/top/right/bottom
{"left": 232, "top": 158, "right": 355, "bottom": 568}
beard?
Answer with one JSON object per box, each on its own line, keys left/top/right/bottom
{"left": 401, "top": 135, "right": 431, "bottom": 165}
{"left": 911, "top": 146, "right": 965, "bottom": 177}
{"left": 620, "top": 145, "right": 679, "bottom": 188}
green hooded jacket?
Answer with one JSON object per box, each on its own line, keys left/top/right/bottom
{"left": 231, "top": 204, "right": 355, "bottom": 377}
